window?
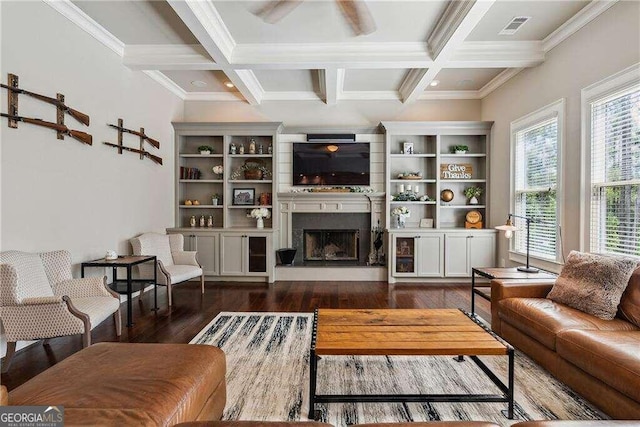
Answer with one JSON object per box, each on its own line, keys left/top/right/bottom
{"left": 583, "top": 66, "right": 640, "bottom": 258}
{"left": 511, "top": 100, "right": 564, "bottom": 263}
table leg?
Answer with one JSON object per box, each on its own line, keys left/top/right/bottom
{"left": 126, "top": 265, "right": 133, "bottom": 327}
{"left": 507, "top": 347, "right": 515, "bottom": 419}
{"left": 471, "top": 269, "right": 476, "bottom": 316}
{"left": 308, "top": 348, "right": 317, "bottom": 419}
{"left": 81, "top": 265, "right": 85, "bottom": 278}
{"left": 153, "top": 257, "right": 158, "bottom": 310}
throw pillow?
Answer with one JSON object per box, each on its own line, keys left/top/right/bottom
{"left": 548, "top": 251, "right": 639, "bottom": 320}
{"left": 618, "top": 266, "right": 640, "bottom": 327}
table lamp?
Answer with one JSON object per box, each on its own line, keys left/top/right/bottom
{"left": 496, "top": 214, "right": 539, "bottom": 273}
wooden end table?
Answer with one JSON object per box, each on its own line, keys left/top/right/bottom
{"left": 309, "top": 308, "right": 515, "bottom": 419}
{"left": 81, "top": 255, "right": 157, "bottom": 327}
{"left": 471, "top": 267, "right": 558, "bottom": 316}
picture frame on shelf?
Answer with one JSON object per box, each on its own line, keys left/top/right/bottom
{"left": 420, "top": 218, "right": 434, "bottom": 228}
{"left": 233, "top": 188, "right": 255, "bottom": 206}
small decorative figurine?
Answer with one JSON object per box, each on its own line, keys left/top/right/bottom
{"left": 207, "top": 215, "right": 213, "bottom": 227}
{"left": 258, "top": 143, "right": 263, "bottom": 154}
{"left": 239, "top": 144, "right": 245, "bottom": 154}
{"left": 249, "top": 138, "right": 256, "bottom": 154}
{"left": 267, "top": 144, "right": 273, "bottom": 154}
{"left": 189, "top": 216, "right": 196, "bottom": 227}
{"left": 199, "top": 215, "right": 205, "bottom": 227}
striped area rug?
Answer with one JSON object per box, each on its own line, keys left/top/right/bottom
{"left": 190, "top": 312, "right": 606, "bottom": 426}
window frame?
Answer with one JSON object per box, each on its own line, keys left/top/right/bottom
{"left": 509, "top": 98, "right": 565, "bottom": 269}
{"left": 580, "top": 63, "right": 640, "bottom": 255}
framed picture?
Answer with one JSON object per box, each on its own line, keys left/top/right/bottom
{"left": 233, "top": 188, "right": 255, "bottom": 205}
{"left": 420, "top": 218, "right": 434, "bottom": 228}
{"left": 403, "top": 142, "right": 414, "bottom": 155}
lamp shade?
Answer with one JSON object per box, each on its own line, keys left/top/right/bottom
{"left": 496, "top": 217, "right": 518, "bottom": 239}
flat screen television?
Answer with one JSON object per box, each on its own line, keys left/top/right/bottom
{"left": 292, "top": 142, "right": 370, "bottom": 186}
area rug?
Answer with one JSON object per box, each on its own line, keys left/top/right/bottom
{"left": 190, "top": 312, "right": 606, "bottom": 426}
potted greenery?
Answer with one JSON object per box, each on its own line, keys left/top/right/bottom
{"left": 231, "top": 161, "right": 272, "bottom": 180}
{"left": 451, "top": 145, "right": 469, "bottom": 154}
{"left": 463, "top": 186, "right": 483, "bottom": 204}
{"left": 211, "top": 193, "right": 221, "bottom": 206}
{"left": 198, "top": 145, "right": 213, "bottom": 155}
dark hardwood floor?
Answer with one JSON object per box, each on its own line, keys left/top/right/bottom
{"left": 1, "top": 280, "right": 490, "bottom": 391}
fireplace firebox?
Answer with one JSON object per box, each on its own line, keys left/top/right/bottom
{"left": 303, "top": 229, "right": 359, "bottom": 263}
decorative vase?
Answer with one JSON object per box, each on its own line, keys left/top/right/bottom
{"left": 200, "top": 150, "right": 210, "bottom": 155}
{"left": 455, "top": 150, "right": 466, "bottom": 154}
{"left": 396, "top": 215, "right": 406, "bottom": 229}
{"left": 244, "top": 169, "right": 262, "bottom": 180}
{"left": 256, "top": 218, "right": 264, "bottom": 229}
{"left": 469, "top": 196, "right": 479, "bottom": 205}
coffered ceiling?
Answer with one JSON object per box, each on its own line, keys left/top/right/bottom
{"left": 60, "top": 0, "right": 615, "bottom": 105}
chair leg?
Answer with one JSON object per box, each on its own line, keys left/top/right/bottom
{"left": 43, "top": 338, "right": 51, "bottom": 346}
{"left": 82, "top": 330, "right": 91, "bottom": 348}
{"left": 114, "top": 308, "right": 122, "bottom": 336}
{"left": 201, "top": 274, "right": 205, "bottom": 294}
{"left": 168, "top": 282, "right": 173, "bottom": 306}
{"left": 1, "top": 342, "right": 16, "bottom": 373}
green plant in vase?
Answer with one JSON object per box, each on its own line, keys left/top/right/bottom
{"left": 198, "top": 145, "right": 213, "bottom": 155}
{"left": 451, "top": 145, "right": 469, "bottom": 154}
{"left": 463, "top": 186, "right": 483, "bottom": 205}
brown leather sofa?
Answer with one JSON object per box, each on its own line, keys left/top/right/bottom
{"left": 491, "top": 267, "right": 640, "bottom": 419}
{"left": 6, "top": 342, "right": 226, "bottom": 426}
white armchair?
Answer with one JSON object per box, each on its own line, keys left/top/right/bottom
{"left": 0, "top": 250, "right": 121, "bottom": 373}
{"left": 129, "top": 233, "right": 204, "bottom": 306}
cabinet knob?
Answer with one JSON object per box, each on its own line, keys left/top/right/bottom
{"left": 415, "top": 235, "right": 421, "bottom": 239}
{"left": 467, "top": 235, "right": 474, "bottom": 239}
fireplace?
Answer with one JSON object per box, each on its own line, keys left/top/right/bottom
{"left": 304, "top": 230, "right": 359, "bottom": 262}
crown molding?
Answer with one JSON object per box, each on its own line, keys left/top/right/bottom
{"left": 43, "top": 0, "right": 124, "bottom": 56}
{"left": 399, "top": 68, "right": 430, "bottom": 102}
{"left": 419, "top": 90, "right": 481, "bottom": 100}
{"left": 123, "top": 44, "right": 219, "bottom": 70}
{"left": 233, "top": 69, "right": 265, "bottom": 105}
{"left": 477, "top": 68, "right": 524, "bottom": 98}
{"left": 427, "top": 0, "right": 476, "bottom": 59}
{"left": 543, "top": 0, "right": 618, "bottom": 53}
{"left": 183, "top": 91, "right": 245, "bottom": 101}
{"left": 142, "top": 71, "right": 187, "bottom": 99}
{"left": 450, "top": 41, "right": 545, "bottom": 68}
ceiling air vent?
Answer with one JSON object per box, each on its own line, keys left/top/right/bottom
{"left": 499, "top": 16, "right": 531, "bottom": 35}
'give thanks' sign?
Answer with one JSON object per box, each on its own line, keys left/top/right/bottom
{"left": 440, "top": 163, "right": 473, "bottom": 179}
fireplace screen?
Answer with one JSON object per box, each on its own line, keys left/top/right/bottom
{"left": 303, "top": 229, "right": 359, "bottom": 262}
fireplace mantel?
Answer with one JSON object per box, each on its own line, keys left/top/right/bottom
{"left": 277, "top": 192, "right": 385, "bottom": 248}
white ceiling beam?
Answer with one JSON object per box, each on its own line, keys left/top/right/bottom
{"left": 123, "top": 45, "right": 220, "bottom": 71}
{"left": 402, "top": 0, "right": 496, "bottom": 104}
{"left": 142, "top": 71, "right": 187, "bottom": 99}
{"left": 320, "top": 69, "right": 345, "bottom": 105}
{"left": 477, "top": 68, "right": 524, "bottom": 98}
{"left": 167, "top": 0, "right": 264, "bottom": 105}
{"left": 400, "top": 68, "right": 442, "bottom": 103}
{"left": 232, "top": 42, "right": 433, "bottom": 70}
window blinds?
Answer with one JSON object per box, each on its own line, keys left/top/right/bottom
{"left": 590, "top": 85, "right": 640, "bottom": 257}
{"left": 514, "top": 118, "right": 559, "bottom": 260}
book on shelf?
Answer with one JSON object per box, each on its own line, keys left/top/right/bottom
{"left": 180, "top": 167, "right": 201, "bottom": 180}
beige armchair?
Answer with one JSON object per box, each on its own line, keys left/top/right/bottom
{"left": 130, "top": 233, "right": 204, "bottom": 306}
{"left": 0, "top": 250, "right": 121, "bottom": 372}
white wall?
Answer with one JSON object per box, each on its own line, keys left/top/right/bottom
{"left": 481, "top": 1, "right": 640, "bottom": 271}
{"left": 0, "top": 1, "right": 183, "bottom": 355}
{"left": 184, "top": 99, "right": 482, "bottom": 126}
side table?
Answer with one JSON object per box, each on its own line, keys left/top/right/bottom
{"left": 81, "top": 255, "right": 157, "bottom": 327}
{"left": 471, "top": 267, "right": 557, "bottom": 316}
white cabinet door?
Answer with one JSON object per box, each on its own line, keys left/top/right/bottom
{"left": 469, "top": 234, "right": 496, "bottom": 270}
{"left": 416, "top": 234, "right": 444, "bottom": 277}
{"left": 194, "top": 235, "right": 218, "bottom": 276}
{"left": 220, "top": 234, "right": 245, "bottom": 276}
{"left": 445, "top": 235, "right": 470, "bottom": 277}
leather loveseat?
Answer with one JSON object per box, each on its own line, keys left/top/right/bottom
{"left": 491, "top": 267, "right": 640, "bottom": 419}
{"left": 5, "top": 342, "right": 227, "bottom": 426}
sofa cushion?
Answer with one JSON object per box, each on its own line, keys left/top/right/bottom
{"left": 9, "top": 343, "right": 226, "bottom": 426}
{"left": 498, "top": 298, "right": 637, "bottom": 350}
{"left": 556, "top": 329, "right": 640, "bottom": 403}
{"left": 619, "top": 267, "right": 640, "bottom": 328}
{"left": 547, "top": 251, "right": 638, "bottom": 320}
{"left": 164, "top": 264, "right": 203, "bottom": 284}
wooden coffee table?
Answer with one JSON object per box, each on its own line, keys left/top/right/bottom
{"left": 309, "top": 308, "right": 514, "bottom": 419}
